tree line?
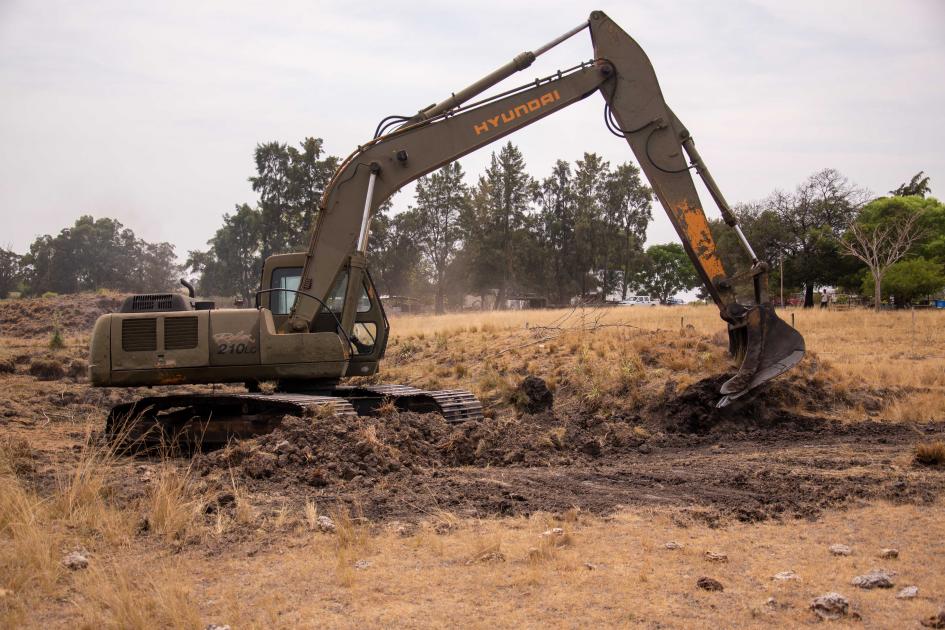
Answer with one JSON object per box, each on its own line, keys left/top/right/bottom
{"left": 2, "top": 133, "right": 943, "bottom": 311}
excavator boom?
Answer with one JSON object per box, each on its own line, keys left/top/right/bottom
{"left": 284, "top": 10, "right": 805, "bottom": 404}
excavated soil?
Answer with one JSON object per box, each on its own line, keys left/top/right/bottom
{"left": 192, "top": 373, "right": 945, "bottom": 524}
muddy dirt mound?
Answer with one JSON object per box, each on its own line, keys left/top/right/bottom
{"left": 196, "top": 412, "right": 455, "bottom": 485}
{"left": 0, "top": 293, "right": 124, "bottom": 338}
{"left": 652, "top": 358, "right": 892, "bottom": 434}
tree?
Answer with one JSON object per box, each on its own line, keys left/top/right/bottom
{"left": 862, "top": 257, "right": 945, "bottom": 305}
{"left": 572, "top": 153, "right": 610, "bottom": 298}
{"left": 412, "top": 163, "right": 470, "bottom": 313}
{"left": 535, "top": 160, "right": 578, "bottom": 305}
{"left": 603, "top": 162, "right": 652, "bottom": 299}
{"left": 633, "top": 243, "right": 699, "bottom": 304}
{"left": 250, "top": 138, "right": 339, "bottom": 259}
{"left": 839, "top": 197, "right": 927, "bottom": 309}
{"left": 890, "top": 171, "right": 931, "bottom": 198}
{"left": 0, "top": 248, "right": 23, "bottom": 297}
{"left": 470, "top": 142, "right": 536, "bottom": 308}
{"left": 187, "top": 204, "right": 262, "bottom": 302}
{"left": 22, "top": 216, "right": 179, "bottom": 295}
{"left": 773, "top": 169, "right": 870, "bottom": 307}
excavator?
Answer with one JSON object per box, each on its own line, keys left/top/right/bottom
{"left": 90, "top": 11, "right": 805, "bottom": 446}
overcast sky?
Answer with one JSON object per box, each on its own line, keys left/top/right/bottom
{"left": 1, "top": 0, "right": 943, "bottom": 259}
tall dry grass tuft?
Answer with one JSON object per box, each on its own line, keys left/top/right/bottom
{"left": 50, "top": 437, "right": 132, "bottom": 544}
{"left": 915, "top": 440, "right": 945, "bottom": 466}
{"left": 76, "top": 563, "right": 202, "bottom": 630}
{"left": 145, "top": 464, "right": 202, "bottom": 543}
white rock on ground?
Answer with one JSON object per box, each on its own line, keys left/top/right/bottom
{"left": 316, "top": 515, "right": 336, "bottom": 533}
{"left": 353, "top": 559, "right": 372, "bottom": 570}
{"left": 810, "top": 593, "right": 849, "bottom": 620}
{"left": 663, "top": 541, "right": 683, "bottom": 550}
{"left": 829, "top": 544, "right": 852, "bottom": 556}
{"left": 540, "top": 527, "right": 564, "bottom": 538}
{"left": 704, "top": 551, "right": 728, "bottom": 563}
{"left": 62, "top": 551, "right": 89, "bottom": 570}
{"left": 772, "top": 571, "right": 800, "bottom": 581}
{"left": 896, "top": 586, "right": 918, "bottom": 599}
{"left": 204, "top": 625, "right": 231, "bottom": 630}
{"left": 880, "top": 548, "right": 899, "bottom": 559}
{"left": 851, "top": 570, "right": 895, "bottom": 589}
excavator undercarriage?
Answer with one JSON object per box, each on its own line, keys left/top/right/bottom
{"left": 90, "top": 10, "right": 804, "bottom": 450}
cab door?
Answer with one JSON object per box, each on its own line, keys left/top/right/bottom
{"left": 344, "top": 270, "right": 389, "bottom": 377}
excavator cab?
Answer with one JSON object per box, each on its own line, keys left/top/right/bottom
{"left": 258, "top": 253, "right": 388, "bottom": 377}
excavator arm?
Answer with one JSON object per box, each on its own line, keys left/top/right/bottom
{"left": 285, "top": 10, "right": 804, "bottom": 405}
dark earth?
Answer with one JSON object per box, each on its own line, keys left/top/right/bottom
{"left": 191, "top": 374, "right": 945, "bottom": 525}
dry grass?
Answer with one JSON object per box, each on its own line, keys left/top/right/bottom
{"left": 376, "top": 305, "right": 945, "bottom": 422}
{"left": 915, "top": 441, "right": 945, "bottom": 466}
{"left": 1, "top": 301, "right": 944, "bottom": 627}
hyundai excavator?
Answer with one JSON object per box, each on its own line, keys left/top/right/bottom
{"left": 90, "top": 11, "right": 805, "bottom": 446}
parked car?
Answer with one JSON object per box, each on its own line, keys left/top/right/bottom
{"left": 617, "top": 295, "right": 657, "bottom": 306}
{"left": 665, "top": 297, "right": 685, "bottom": 306}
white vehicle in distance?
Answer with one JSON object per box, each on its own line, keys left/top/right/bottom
{"left": 617, "top": 295, "right": 657, "bottom": 306}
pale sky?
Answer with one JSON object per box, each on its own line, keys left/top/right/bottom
{"left": 1, "top": 0, "right": 943, "bottom": 258}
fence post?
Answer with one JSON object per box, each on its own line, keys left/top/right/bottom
{"left": 791, "top": 312, "right": 795, "bottom": 329}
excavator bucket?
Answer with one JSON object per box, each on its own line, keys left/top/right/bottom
{"left": 718, "top": 303, "right": 805, "bottom": 407}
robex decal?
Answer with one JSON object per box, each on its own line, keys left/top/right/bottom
{"left": 213, "top": 330, "right": 257, "bottom": 355}
{"left": 473, "top": 90, "right": 561, "bottom": 136}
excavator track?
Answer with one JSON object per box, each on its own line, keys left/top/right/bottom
{"left": 105, "top": 386, "right": 483, "bottom": 450}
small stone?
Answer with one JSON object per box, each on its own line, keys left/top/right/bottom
{"left": 583, "top": 562, "right": 598, "bottom": 570}
{"left": 353, "top": 559, "right": 372, "bottom": 570}
{"left": 829, "top": 544, "right": 852, "bottom": 556}
{"left": 772, "top": 570, "right": 800, "bottom": 581}
{"left": 663, "top": 541, "right": 683, "bottom": 550}
{"left": 921, "top": 609, "right": 945, "bottom": 629}
{"left": 637, "top": 443, "right": 652, "bottom": 454}
{"left": 880, "top": 548, "right": 899, "bottom": 559}
{"left": 316, "top": 515, "right": 336, "bottom": 533}
{"left": 62, "top": 551, "right": 89, "bottom": 570}
{"left": 697, "top": 576, "right": 724, "bottom": 592}
{"left": 540, "top": 527, "right": 565, "bottom": 539}
{"left": 896, "top": 585, "right": 918, "bottom": 599}
{"left": 274, "top": 440, "right": 292, "bottom": 453}
{"left": 851, "top": 569, "right": 895, "bottom": 589}
{"left": 704, "top": 551, "right": 728, "bottom": 563}
{"left": 205, "top": 625, "right": 231, "bottom": 630}
{"left": 810, "top": 592, "right": 849, "bottom": 620}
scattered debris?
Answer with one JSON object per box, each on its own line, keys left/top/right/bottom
{"left": 466, "top": 546, "right": 505, "bottom": 565}
{"left": 663, "top": 541, "right": 683, "bottom": 550}
{"left": 829, "top": 543, "right": 852, "bottom": 556}
{"left": 810, "top": 593, "right": 849, "bottom": 620}
{"left": 316, "top": 515, "right": 336, "bottom": 533}
{"left": 851, "top": 570, "right": 895, "bottom": 589}
{"left": 897, "top": 586, "right": 918, "bottom": 600}
{"left": 772, "top": 571, "right": 800, "bottom": 581}
{"left": 880, "top": 548, "right": 899, "bottom": 559}
{"left": 704, "top": 551, "right": 728, "bottom": 563}
{"left": 921, "top": 609, "right": 945, "bottom": 629}
{"left": 62, "top": 551, "right": 89, "bottom": 570}
{"left": 697, "top": 576, "right": 724, "bottom": 592}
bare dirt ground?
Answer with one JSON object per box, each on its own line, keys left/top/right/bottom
{"left": 2, "top": 296, "right": 944, "bottom": 627}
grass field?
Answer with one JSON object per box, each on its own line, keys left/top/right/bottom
{"left": 1, "top": 301, "right": 944, "bottom": 628}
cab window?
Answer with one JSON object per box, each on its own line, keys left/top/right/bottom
{"left": 271, "top": 267, "right": 302, "bottom": 315}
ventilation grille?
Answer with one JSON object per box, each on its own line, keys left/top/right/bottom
{"left": 164, "top": 317, "right": 198, "bottom": 350}
{"left": 122, "top": 318, "right": 157, "bottom": 352}
{"left": 131, "top": 294, "right": 174, "bottom": 312}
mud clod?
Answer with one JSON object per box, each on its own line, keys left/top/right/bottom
{"left": 514, "top": 375, "right": 554, "bottom": 414}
